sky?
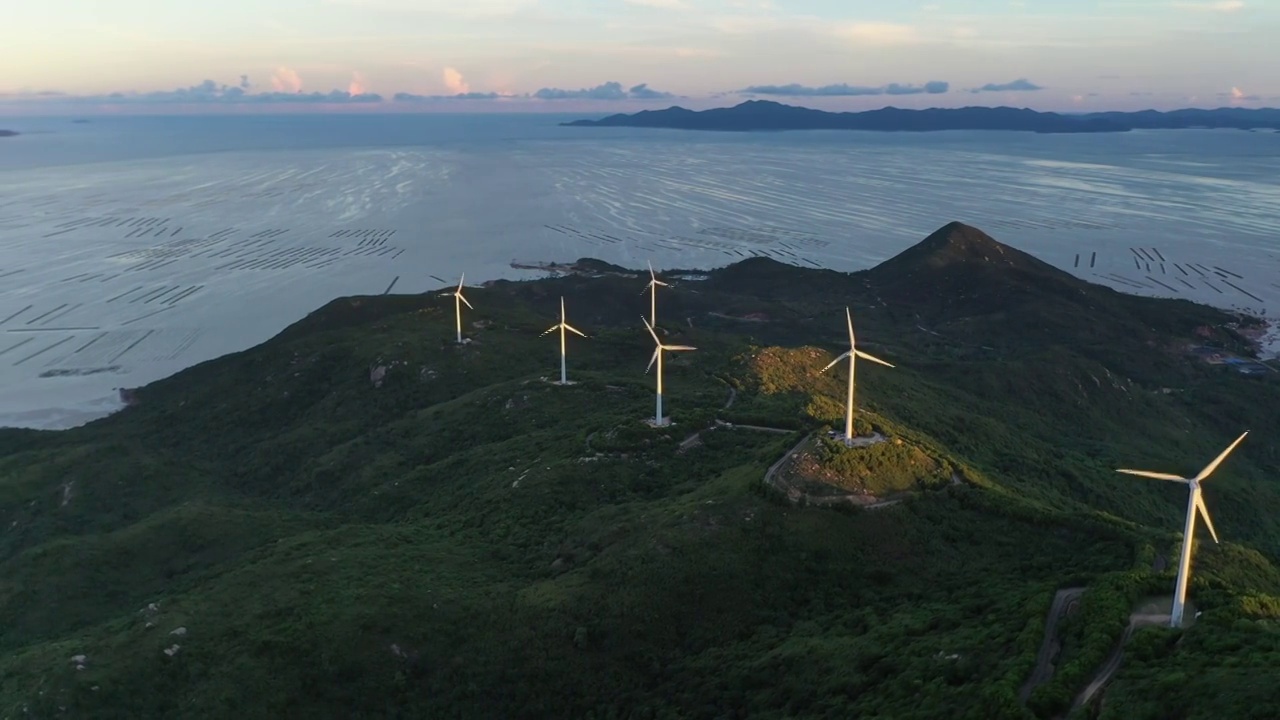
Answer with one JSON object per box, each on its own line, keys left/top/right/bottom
{"left": 1, "top": 0, "right": 1277, "bottom": 114}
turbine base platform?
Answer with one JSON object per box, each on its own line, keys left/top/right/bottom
{"left": 644, "top": 416, "right": 673, "bottom": 428}
{"left": 828, "top": 431, "right": 887, "bottom": 448}
{"left": 545, "top": 379, "right": 578, "bottom": 386}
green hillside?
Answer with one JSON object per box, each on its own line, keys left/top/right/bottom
{"left": 1, "top": 222, "right": 1277, "bottom": 719}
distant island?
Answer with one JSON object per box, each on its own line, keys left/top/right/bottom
{"left": 561, "top": 100, "right": 1280, "bottom": 134}
{"left": 0, "top": 129, "right": 18, "bottom": 138}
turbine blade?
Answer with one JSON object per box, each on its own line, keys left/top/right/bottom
{"left": 1116, "top": 469, "right": 1189, "bottom": 482}
{"left": 822, "top": 351, "right": 852, "bottom": 372}
{"left": 1195, "top": 493, "right": 1220, "bottom": 544}
{"left": 457, "top": 274, "right": 465, "bottom": 291}
{"left": 1194, "top": 431, "right": 1249, "bottom": 482}
{"left": 560, "top": 296, "right": 566, "bottom": 320}
{"left": 846, "top": 307, "right": 856, "bottom": 348}
{"left": 564, "top": 324, "right": 587, "bottom": 337}
{"left": 646, "top": 348, "right": 658, "bottom": 373}
{"left": 642, "top": 316, "right": 660, "bottom": 345}
{"left": 541, "top": 324, "right": 559, "bottom": 336}
{"left": 854, "top": 349, "right": 895, "bottom": 368}
{"left": 458, "top": 293, "right": 473, "bottom": 309}
{"left": 664, "top": 345, "right": 696, "bottom": 351}
{"left": 654, "top": 279, "right": 669, "bottom": 287}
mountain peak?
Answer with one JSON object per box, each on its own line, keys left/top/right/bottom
{"left": 865, "top": 222, "right": 1088, "bottom": 312}
{"left": 910, "top": 221, "right": 1018, "bottom": 268}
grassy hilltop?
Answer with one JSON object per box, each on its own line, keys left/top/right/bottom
{"left": 1, "top": 222, "right": 1278, "bottom": 719}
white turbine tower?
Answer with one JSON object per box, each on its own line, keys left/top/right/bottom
{"left": 643, "top": 317, "right": 694, "bottom": 426}
{"left": 643, "top": 260, "right": 669, "bottom": 327}
{"left": 1117, "top": 431, "right": 1248, "bottom": 628}
{"left": 541, "top": 296, "right": 586, "bottom": 385}
{"left": 447, "top": 274, "right": 473, "bottom": 344}
{"left": 821, "top": 307, "right": 894, "bottom": 445}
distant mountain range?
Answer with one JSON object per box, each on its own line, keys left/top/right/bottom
{"left": 561, "top": 100, "right": 1280, "bottom": 134}
{"left": 0, "top": 130, "right": 19, "bottom": 137}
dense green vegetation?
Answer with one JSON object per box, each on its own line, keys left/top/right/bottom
{"left": 1, "top": 222, "right": 1278, "bottom": 718}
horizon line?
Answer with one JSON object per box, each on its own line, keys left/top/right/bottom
{"left": 4, "top": 101, "right": 1279, "bottom": 120}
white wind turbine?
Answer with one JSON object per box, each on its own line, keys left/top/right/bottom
{"left": 1117, "top": 431, "right": 1248, "bottom": 628}
{"left": 541, "top": 296, "right": 587, "bottom": 385}
{"left": 643, "top": 260, "right": 669, "bottom": 327}
{"left": 643, "top": 317, "right": 695, "bottom": 426}
{"left": 821, "top": 307, "right": 894, "bottom": 445}
{"left": 446, "top": 274, "right": 473, "bottom": 344}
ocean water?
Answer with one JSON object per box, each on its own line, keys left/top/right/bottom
{"left": 1, "top": 113, "right": 1278, "bottom": 429}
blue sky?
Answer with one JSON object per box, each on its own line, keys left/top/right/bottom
{"left": 1, "top": 0, "right": 1275, "bottom": 113}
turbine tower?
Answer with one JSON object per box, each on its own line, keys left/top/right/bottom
{"left": 448, "top": 274, "right": 473, "bottom": 344}
{"left": 1117, "top": 431, "right": 1248, "bottom": 628}
{"left": 541, "top": 296, "right": 587, "bottom": 385}
{"left": 821, "top": 307, "right": 894, "bottom": 445}
{"left": 643, "top": 260, "right": 669, "bottom": 327}
{"left": 643, "top": 316, "right": 694, "bottom": 426}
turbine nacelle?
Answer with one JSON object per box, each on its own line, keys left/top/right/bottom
{"left": 1116, "top": 431, "right": 1247, "bottom": 546}
{"left": 453, "top": 274, "right": 473, "bottom": 309}
{"left": 822, "top": 348, "right": 894, "bottom": 373}
{"left": 646, "top": 260, "right": 669, "bottom": 290}
{"left": 643, "top": 316, "right": 694, "bottom": 373}
{"left": 542, "top": 297, "right": 586, "bottom": 337}
{"left": 821, "top": 308, "right": 896, "bottom": 371}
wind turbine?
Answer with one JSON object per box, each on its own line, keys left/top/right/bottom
{"left": 1117, "top": 431, "right": 1248, "bottom": 628}
{"left": 643, "top": 316, "right": 694, "bottom": 426}
{"left": 643, "top": 260, "right": 669, "bottom": 327}
{"left": 821, "top": 307, "right": 894, "bottom": 445}
{"left": 447, "top": 274, "right": 473, "bottom": 344}
{"left": 541, "top": 296, "right": 586, "bottom": 385}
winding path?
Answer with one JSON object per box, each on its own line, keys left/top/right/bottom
{"left": 677, "top": 386, "right": 792, "bottom": 450}
{"left": 1071, "top": 613, "right": 1169, "bottom": 710}
{"left": 1019, "top": 587, "right": 1086, "bottom": 704}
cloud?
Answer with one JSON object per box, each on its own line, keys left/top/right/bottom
{"left": 270, "top": 67, "right": 303, "bottom": 93}
{"left": 970, "top": 78, "right": 1043, "bottom": 93}
{"left": 738, "top": 81, "right": 949, "bottom": 97}
{"left": 23, "top": 79, "right": 383, "bottom": 105}
{"left": 1174, "top": 0, "right": 1245, "bottom": 11}
{"left": 2, "top": 76, "right": 677, "bottom": 107}
{"left": 348, "top": 72, "right": 367, "bottom": 96}
{"left": 0, "top": 90, "right": 68, "bottom": 99}
{"left": 442, "top": 67, "right": 469, "bottom": 94}
{"left": 532, "top": 81, "right": 675, "bottom": 100}
{"left": 1221, "top": 86, "right": 1260, "bottom": 101}
{"left": 627, "top": 83, "right": 674, "bottom": 99}
{"left": 393, "top": 91, "right": 502, "bottom": 101}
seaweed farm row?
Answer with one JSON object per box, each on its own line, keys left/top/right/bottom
{"left": 3, "top": 327, "right": 205, "bottom": 371}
